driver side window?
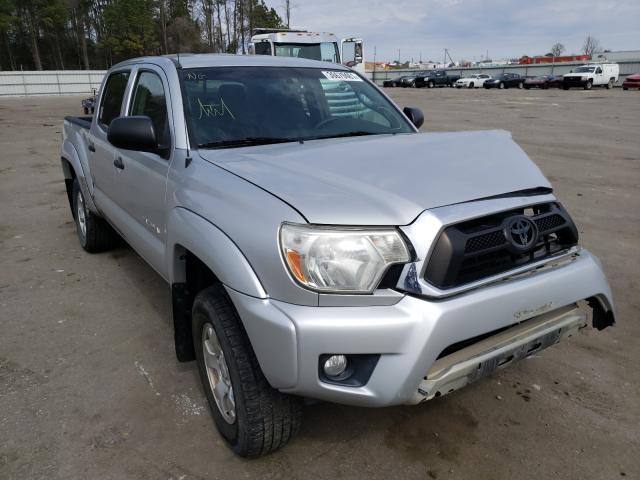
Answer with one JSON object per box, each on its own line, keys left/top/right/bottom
{"left": 596, "top": 67, "right": 603, "bottom": 74}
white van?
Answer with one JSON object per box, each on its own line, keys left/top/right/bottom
{"left": 562, "top": 63, "right": 619, "bottom": 90}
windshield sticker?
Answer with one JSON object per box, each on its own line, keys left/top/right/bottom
{"left": 197, "top": 98, "right": 235, "bottom": 120}
{"left": 321, "top": 71, "right": 362, "bottom": 82}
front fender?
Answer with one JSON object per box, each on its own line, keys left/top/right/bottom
{"left": 166, "top": 207, "right": 267, "bottom": 298}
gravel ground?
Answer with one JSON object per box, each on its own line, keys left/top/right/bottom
{"left": 1, "top": 87, "right": 638, "bottom": 479}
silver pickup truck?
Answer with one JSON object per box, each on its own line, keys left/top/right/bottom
{"left": 60, "top": 54, "right": 615, "bottom": 457}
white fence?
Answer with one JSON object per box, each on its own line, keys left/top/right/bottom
{"left": 0, "top": 70, "right": 106, "bottom": 96}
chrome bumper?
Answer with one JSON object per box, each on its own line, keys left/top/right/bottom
{"left": 409, "top": 305, "right": 586, "bottom": 404}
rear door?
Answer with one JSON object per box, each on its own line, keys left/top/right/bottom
{"left": 111, "top": 65, "right": 173, "bottom": 276}
{"left": 89, "top": 69, "right": 131, "bottom": 219}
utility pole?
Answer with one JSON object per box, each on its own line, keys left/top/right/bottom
{"left": 398, "top": 48, "right": 400, "bottom": 64}
{"left": 285, "top": 0, "right": 291, "bottom": 28}
{"left": 373, "top": 46, "right": 377, "bottom": 84}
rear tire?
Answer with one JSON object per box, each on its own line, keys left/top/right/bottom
{"left": 606, "top": 79, "right": 614, "bottom": 89}
{"left": 563, "top": 86, "right": 570, "bottom": 90}
{"left": 193, "top": 284, "right": 302, "bottom": 457}
{"left": 72, "top": 178, "right": 118, "bottom": 253}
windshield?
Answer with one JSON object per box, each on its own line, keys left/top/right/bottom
{"left": 182, "top": 67, "right": 414, "bottom": 149}
{"left": 575, "top": 66, "right": 595, "bottom": 73}
{"left": 274, "top": 42, "right": 339, "bottom": 63}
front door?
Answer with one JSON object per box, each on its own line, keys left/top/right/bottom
{"left": 111, "top": 66, "right": 173, "bottom": 277}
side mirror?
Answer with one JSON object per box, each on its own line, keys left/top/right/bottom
{"left": 107, "top": 116, "right": 158, "bottom": 152}
{"left": 403, "top": 107, "right": 424, "bottom": 129}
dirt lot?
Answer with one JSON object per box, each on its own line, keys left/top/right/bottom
{"left": 1, "top": 88, "right": 639, "bottom": 480}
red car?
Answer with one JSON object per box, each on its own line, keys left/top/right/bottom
{"left": 622, "top": 73, "right": 640, "bottom": 90}
{"left": 524, "top": 75, "right": 563, "bottom": 89}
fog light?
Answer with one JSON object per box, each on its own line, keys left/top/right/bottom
{"left": 323, "top": 355, "right": 348, "bottom": 377}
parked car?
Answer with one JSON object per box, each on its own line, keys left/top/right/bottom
{"left": 562, "top": 63, "right": 619, "bottom": 90}
{"left": 60, "top": 53, "right": 615, "bottom": 457}
{"left": 622, "top": 73, "right": 640, "bottom": 90}
{"left": 398, "top": 71, "right": 429, "bottom": 88}
{"left": 414, "top": 70, "right": 460, "bottom": 88}
{"left": 483, "top": 73, "right": 524, "bottom": 89}
{"left": 455, "top": 74, "right": 492, "bottom": 88}
{"left": 383, "top": 75, "right": 413, "bottom": 87}
{"left": 524, "top": 75, "right": 563, "bottom": 89}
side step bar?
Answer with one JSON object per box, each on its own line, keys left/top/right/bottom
{"left": 409, "top": 305, "right": 586, "bottom": 404}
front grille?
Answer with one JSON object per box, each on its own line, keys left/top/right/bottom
{"left": 423, "top": 202, "right": 578, "bottom": 289}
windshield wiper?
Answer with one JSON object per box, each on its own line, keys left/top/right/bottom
{"left": 198, "top": 137, "right": 299, "bottom": 149}
{"left": 306, "top": 131, "right": 382, "bottom": 141}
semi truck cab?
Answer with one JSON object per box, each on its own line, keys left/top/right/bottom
{"left": 248, "top": 29, "right": 364, "bottom": 74}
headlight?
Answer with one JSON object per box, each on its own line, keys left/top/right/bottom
{"left": 582, "top": 76, "right": 588, "bottom": 81}
{"left": 279, "top": 223, "right": 411, "bottom": 293}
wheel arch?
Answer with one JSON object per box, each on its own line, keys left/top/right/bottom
{"left": 167, "top": 207, "right": 267, "bottom": 362}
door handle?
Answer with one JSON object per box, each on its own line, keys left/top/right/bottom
{"left": 113, "top": 157, "right": 125, "bottom": 170}
{"left": 88, "top": 144, "right": 96, "bottom": 152}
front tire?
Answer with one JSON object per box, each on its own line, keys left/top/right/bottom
{"left": 193, "top": 284, "right": 302, "bottom": 457}
{"left": 72, "top": 178, "right": 117, "bottom": 253}
{"left": 468, "top": 82, "right": 474, "bottom": 88}
{"left": 584, "top": 80, "right": 593, "bottom": 90}
{"left": 499, "top": 82, "right": 504, "bottom": 89}
{"left": 428, "top": 80, "right": 434, "bottom": 88}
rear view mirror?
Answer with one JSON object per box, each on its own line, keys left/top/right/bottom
{"left": 403, "top": 107, "right": 424, "bottom": 129}
{"left": 341, "top": 38, "right": 363, "bottom": 67}
{"left": 108, "top": 116, "right": 158, "bottom": 152}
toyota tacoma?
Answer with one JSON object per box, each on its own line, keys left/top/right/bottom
{"left": 60, "top": 54, "right": 615, "bottom": 457}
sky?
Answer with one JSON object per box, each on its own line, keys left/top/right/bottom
{"left": 287, "top": 0, "right": 640, "bottom": 63}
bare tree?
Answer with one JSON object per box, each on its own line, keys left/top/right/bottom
{"left": 550, "top": 42, "right": 565, "bottom": 57}
{"left": 582, "top": 35, "right": 601, "bottom": 57}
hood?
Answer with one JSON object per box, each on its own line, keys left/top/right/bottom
{"left": 564, "top": 73, "right": 589, "bottom": 78}
{"left": 199, "top": 130, "right": 551, "bottom": 226}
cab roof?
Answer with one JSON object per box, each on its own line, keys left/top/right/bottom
{"left": 111, "top": 53, "right": 348, "bottom": 71}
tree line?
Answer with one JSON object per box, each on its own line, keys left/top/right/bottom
{"left": 0, "top": 0, "right": 285, "bottom": 71}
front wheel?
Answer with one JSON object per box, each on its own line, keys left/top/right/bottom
{"left": 499, "top": 82, "right": 504, "bottom": 89}
{"left": 193, "top": 284, "right": 302, "bottom": 457}
{"left": 518, "top": 82, "right": 523, "bottom": 89}
{"left": 468, "top": 82, "right": 474, "bottom": 88}
{"left": 428, "top": 81, "right": 434, "bottom": 88}
{"left": 584, "top": 80, "right": 593, "bottom": 90}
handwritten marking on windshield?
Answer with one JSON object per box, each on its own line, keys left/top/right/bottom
{"left": 197, "top": 98, "right": 235, "bottom": 120}
{"left": 185, "top": 72, "right": 206, "bottom": 80}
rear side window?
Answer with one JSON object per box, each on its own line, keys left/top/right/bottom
{"left": 129, "top": 71, "right": 170, "bottom": 147}
{"left": 99, "top": 71, "right": 130, "bottom": 127}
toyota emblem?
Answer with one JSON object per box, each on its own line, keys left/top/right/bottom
{"left": 504, "top": 216, "right": 538, "bottom": 251}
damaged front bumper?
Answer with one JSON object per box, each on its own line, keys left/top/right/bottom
{"left": 228, "top": 249, "right": 615, "bottom": 408}
{"left": 411, "top": 305, "right": 586, "bottom": 403}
